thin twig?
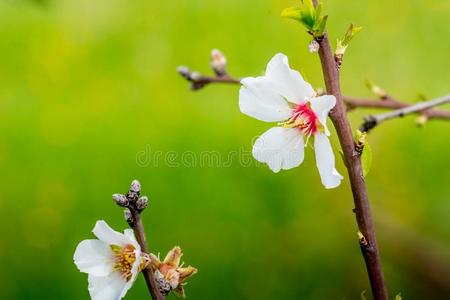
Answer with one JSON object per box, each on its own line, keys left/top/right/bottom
{"left": 129, "top": 209, "right": 165, "bottom": 300}
{"left": 344, "top": 96, "right": 450, "bottom": 120}
{"left": 360, "top": 94, "right": 450, "bottom": 132}
{"left": 114, "top": 181, "right": 165, "bottom": 300}
{"left": 177, "top": 66, "right": 239, "bottom": 90}
{"left": 176, "top": 67, "right": 450, "bottom": 128}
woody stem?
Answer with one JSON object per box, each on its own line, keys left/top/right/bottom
{"left": 312, "top": 1, "right": 388, "bottom": 298}
{"left": 127, "top": 208, "right": 165, "bottom": 300}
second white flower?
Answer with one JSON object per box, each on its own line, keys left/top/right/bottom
{"left": 239, "top": 53, "right": 343, "bottom": 189}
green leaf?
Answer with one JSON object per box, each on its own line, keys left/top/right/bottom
{"left": 281, "top": 7, "right": 301, "bottom": 20}
{"left": 342, "top": 23, "right": 362, "bottom": 46}
{"left": 302, "top": 0, "right": 316, "bottom": 25}
{"left": 362, "top": 137, "right": 372, "bottom": 177}
{"left": 336, "top": 23, "right": 362, "bottom": 56}
{"left": 355, "top": 130, "right": 372, "bottom": 177}
{"left": 281, "top": 0, "right": 328, "bottom": 36}
{"left": 314, "top": 2, "right": 323, "bottom": 20}
{"left": 394, "top": 294, "right": 402, "bottom": 300}
{"left": 314, "top": 15, "right": 328, "bottom": 36}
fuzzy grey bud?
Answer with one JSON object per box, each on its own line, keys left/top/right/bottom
{"left": 176, "top": 66, "right": 190, "bottom": 79}
{"left": 210, "top": 48, "right": 227, "bottom": 76}
{"left": 130, "top": 179, "right": 141, "bottom": 193}
{"left": 136, "top": 196, "right": 149, "bottom": 210}
{"left": 124, "top": 208, "right": 133, "bottom": 224}
{"left": 190, "top": 71, "right": 201, "bottom": 81}
{"left": 113, "top": 193, "right": 129, "bottom": 207}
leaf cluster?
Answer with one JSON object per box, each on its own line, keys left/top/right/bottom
{"left": 281, "top": 0, "right": 328, "bottom": 38}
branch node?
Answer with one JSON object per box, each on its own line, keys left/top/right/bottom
{"left": 357, "top": 231, "right": 370, "bottom": 249}
{"left": 360, "top": 115, "right": 377, "bottom": 133}
{"left": 355, "top": 131, "right": 367, "bottom": 155}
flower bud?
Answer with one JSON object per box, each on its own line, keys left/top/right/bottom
{"left": 113, "top": 193, "right": 129, "bottom": 207}
{"left": 136, "top": 196, "right": 149, "bottom": 211}
{"left": 124, "top": 208, "right": 133, "bottom": 224}
{"left": 190, "top": 71, "right": 201, "bottom": 81}
{"left": 416, "top": 114, "right": 428, "bottom": 126}
{"left": 308, "top": 40, "right": 320, "bottom": 53}
{"left": 210, "top": 48, "right": 227, "bottom": 76}
{"left": 130, "top": 180, "right": 141, "bottom": 193}
{"left": 176, "top": 66, "right": 190, "bottom": 79}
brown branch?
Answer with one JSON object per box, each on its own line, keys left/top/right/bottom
{"left": 177, "top": 64, "right": 239, "bottom": 91}
{"left": 177, "top": 67, "right": 450, "bottom": 129}
{"left": 177, "top": 66, "right": 240, "bottom": 90}
{"left": 344, "top": 96, "right": 450, "bottom": 120}
{"left": 359, "top": 94, "right": 450, "bottom": 132}
{"left": 129, "top": 209, "right": 165, "bottom": 300}
{"left": 114, "top": 181, "right": 165, "bottom": 300}
{"left": 313, "top": 2, "right": 388, "bottom": 298}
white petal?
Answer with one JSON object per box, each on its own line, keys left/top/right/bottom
{"left": 253, "top": 127, "right": 305, "bottom": 173}
{"left": 74, "top": 240, "right": 115, "bottom": 276}
{"left": 88, "top": 273, "right": 130, "bottom": 300}
{"left": 239, "top": 76, "right": 292, "bottom": 122}
{"left": 123, "top": 229, "right": 141, "bottom": 252}
{"left": 310, "top": 95, "right": 336, "bottom": 136}
{"left": 314, "top": 133, "right": 343, "bottom": 189}
{"left": 93, "top": 221, "right": 129, "bottom": 247}
{"left": 265, "top": 53, "right": 315, "bottom": 104}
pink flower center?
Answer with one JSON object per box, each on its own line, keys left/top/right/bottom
{"left": 284, "top": 103, "right": 319, "bottom": 136}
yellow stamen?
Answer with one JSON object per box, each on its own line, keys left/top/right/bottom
{"left": 111, "top": 244, "right": 137, "bottom": 281}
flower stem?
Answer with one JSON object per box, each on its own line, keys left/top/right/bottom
{"left": 313, "top": 14, "right": 389, "bottom": 300}
{"left": 128, "top": 208, "right": 165, "bottom": 300}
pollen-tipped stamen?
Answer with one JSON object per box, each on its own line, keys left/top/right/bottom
{"left": 111, "top": 244, "right": 137, "bottom": 281}
{"left": 280, "top": 102, "right": 319, "bottom": 138}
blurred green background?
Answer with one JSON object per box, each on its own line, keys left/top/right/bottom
{"left": 0, "top": 0, "right": 449, "bottom": 299}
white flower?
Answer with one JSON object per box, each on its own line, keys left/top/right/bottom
{"left": 74, "top": 220, "right": 149, "bottom": 300}
{"left": 239, "top": 53, "right": 343, "bottom": 189}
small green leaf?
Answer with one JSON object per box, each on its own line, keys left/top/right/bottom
{"left": 342, "top": 23, "right": 362, "bottom": 46}
{"left": 361, "top": 138, "right": 372, "bottom": 177}
{"left": 302, "top": 0, "right": 316, "bottom": 25}
{"left": 314, "top": 15, "right": 328, "bottom": 36}
{"left": 364, "top": 79, "right": 387, "bottom": 99}
{"left": 281, "top": 0, "right": 328, "bottom": 37}
{"left": 336, "top": 23, "right": 362, "bottom": 56}
{"left": 314, "top": 2, "right": 323, "bottom": 20}
{"left": 281, "top": 7, "right": 301, "bottom": 20}
{"left": 355, "top": 130, "right": 372, "bottom": 177}
{"left": 394, "top": 293, "right": 402, "bottom": 300}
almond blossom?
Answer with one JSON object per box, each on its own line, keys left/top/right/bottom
{"left": 74, "top": 220, "right": 150, "bottom": 300}
{"left": 239, "top": 53, "right": 343, "bottom": 189}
